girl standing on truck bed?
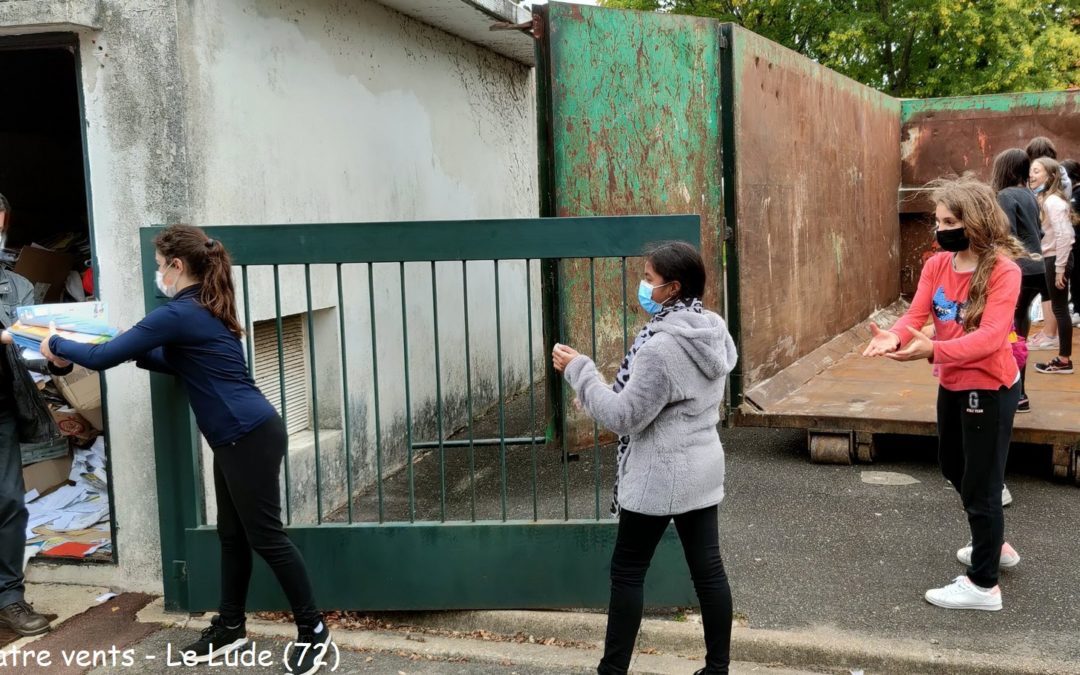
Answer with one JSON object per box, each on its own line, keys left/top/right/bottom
{"left": 864, "top": 176, "right": 1028, "bottom": 611}
{"left": 1029, "top": 157, "right": 1075, "bottom": 375}
{"left": 990, "top": 148, "right": 1044, "bottom": 412}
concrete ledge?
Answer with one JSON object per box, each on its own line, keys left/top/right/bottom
{"left": 374, "top": 609, "right": 1080, "bottom": 675}
{"left": 0, "top": 0, "right": 103, "bottom": 34}
{"left": 376, "top": 0, "right": 534, "bottom": 65}
{"left": 135, "top": 599, "right": 810, "bottom": 675}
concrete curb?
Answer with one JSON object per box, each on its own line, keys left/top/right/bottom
{"left": 134, "top": 600, "right": 811, "bottom": 675}
{"left": 377, "top": 610, "right": 1080, "bottom": 675}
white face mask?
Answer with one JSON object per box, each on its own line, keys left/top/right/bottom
{"left": 155, "top": 266, "right": 178, "bottom": 298}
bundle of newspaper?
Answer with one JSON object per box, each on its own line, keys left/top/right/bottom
{"left": 7, "top": 302, "right": 118, "bottom": 352}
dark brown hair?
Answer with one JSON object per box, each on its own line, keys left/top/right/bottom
{"left": 990, "top": 149, "right": 1030, "bottom": 192}
{"left": 1026, "top": 137, "right": 1057, "bottom": 161}
{"left": 645, "top": 241, "right": 706, "bottom": 301}
{"left": 154, "top": 224, "right": 243, "bottom": 338}
{"left": 1062, "top": 159, "right": 1080, "bottom": 185}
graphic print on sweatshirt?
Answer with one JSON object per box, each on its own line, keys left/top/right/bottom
{"left": 932, "top": 286, "right": 966, "bottom": 325}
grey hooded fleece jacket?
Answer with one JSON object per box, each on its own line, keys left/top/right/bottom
{"left": 564, "top": 310, "right": 738, "bottom": 516}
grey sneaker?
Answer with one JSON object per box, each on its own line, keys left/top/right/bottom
{"left": 957, "top": 541, "right": 1020, "bottom": 568}
{"left": 1002, "top": 485, "right": 1013, "bottom": 506}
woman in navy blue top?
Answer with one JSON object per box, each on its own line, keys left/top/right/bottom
{"left": 40, "top": 225, "right": 332, "bottom": 674}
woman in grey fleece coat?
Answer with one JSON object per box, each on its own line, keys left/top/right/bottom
{"left": 553, "top": 242, "right": 737, "bottom": 675}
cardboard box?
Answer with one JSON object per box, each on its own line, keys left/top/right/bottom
{"left": 13, "top": 247, "right": 75, "bottom": 303}
{"left": 53, "top": 366, "right": 103, "bottom": 431}
{"left": 23, "top": 454, "right": 73, "bottom": 495}
{"left": 50, "top": 407, "right": 97, "bottom": 443}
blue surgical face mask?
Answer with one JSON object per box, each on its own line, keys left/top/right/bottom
{"left": 638, "top": 280, "right": 673, "bottom": 315}
{"left": 1032, "top": 184, "right": 1046, "bottom": 194}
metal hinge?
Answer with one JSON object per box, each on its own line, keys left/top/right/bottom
{"left": 173, "top": 560, "right": 187, "bottom": 582}
{"left": 719, "top": 33, "right": 729, "bottom": 49}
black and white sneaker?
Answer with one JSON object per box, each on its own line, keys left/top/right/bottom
{"left": 1016, "top": 395, "right": 1031, "bottom": 413}
{"left": 286, "top": 620, "right": 332, "bottom": 675}
{"left": 1034, "top": 357, "right": 1074, "bottom": 374}
{"left": 179, "top": 615, "right": 248, "bottom": 663}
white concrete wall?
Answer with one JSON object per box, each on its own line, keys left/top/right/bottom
{"left": 23, "top": 0, "right": 538, "bottom": 590}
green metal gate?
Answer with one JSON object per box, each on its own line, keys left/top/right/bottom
{"left": 143, "top": 216, "right": 702, "bottom": 612}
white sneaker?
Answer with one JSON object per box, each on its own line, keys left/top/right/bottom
{"left": 1001, "top": 485, "right": 1013, "bottom": 506}
{"left": 925, "top": 575, "right": 1002, "bottom": 611}
{"left": 1029, "top": 334, "right": 1060, "bottom": 351}
{"left": 956, "top": 541, "right": 1020, "bottom": 568}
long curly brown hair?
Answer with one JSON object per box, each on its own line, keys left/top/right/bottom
{"left": 930, "top": 176, "right": 1032, "bottom": 333}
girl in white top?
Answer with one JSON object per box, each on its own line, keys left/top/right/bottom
{"left": 1029, "top": 157, "right": 1076, "bottom": 374}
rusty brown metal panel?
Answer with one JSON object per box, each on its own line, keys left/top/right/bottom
{"left": 729, "top": 26, "right": 902, "bottom": 393}
{"left": 898, "top": 92, "right": 1080, "bottom": 297}
{"left": 901, "top": 91, "right": 1080, "bottom": 196}
{"left": 542, "top": 2, "right": 723, "bottom": 446}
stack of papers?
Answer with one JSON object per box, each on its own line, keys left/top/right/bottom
{"left": 25, "top": 437, "right": 111, "bottom": 559}
{"left": 8, "top": 302, "right": 118, "bottom": 352}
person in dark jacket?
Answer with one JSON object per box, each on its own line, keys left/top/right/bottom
{"left": 1062, "top": 159, "right": 1080, "bottom": 324}
{"left": 991, "top": 149, "right": 1044, "bottom": 412}
{"left": 37, "top": 225, "right": 333, "bottom": 675}
{"left": 0, "top": 192, "right": 70, "bottom": 636}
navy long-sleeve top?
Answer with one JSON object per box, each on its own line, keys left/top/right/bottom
{"left": 48, "top": 285, "right": 277, "bottom": 447}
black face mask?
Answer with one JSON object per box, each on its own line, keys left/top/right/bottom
{"left": 936, "top": 228, "right": 970, "bottom": 252}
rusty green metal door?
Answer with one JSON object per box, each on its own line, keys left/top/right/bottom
{"left": 535, "top": 2, "right": 727, "bottom": 442}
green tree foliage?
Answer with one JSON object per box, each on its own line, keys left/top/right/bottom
{"left": 599, "top": 0, "right": 1080, "bottom": 97}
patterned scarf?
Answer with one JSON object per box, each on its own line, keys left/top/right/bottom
{"left": 609, "top": 297, "right": 704, "bottom": 516}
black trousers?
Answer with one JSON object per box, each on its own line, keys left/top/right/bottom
{"left": 936, "top": 381, "right": 1020, "bottom": 589}
{"left": 0, "top": 408, "right": 26, "bottom": 608}
{"left": 1044, "top": 255, "right": 1074, "bottom": 358}
{"left": 1014, "top": 273, "right": 1047, "bottom": 395}
{"left": 598, "top": 506, "right": 732, "bottom": 675}
{"left": 213, "top": 415, "right": 320, "bottom": 627}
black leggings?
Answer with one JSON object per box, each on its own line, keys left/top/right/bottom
{"left": 213, "top": 415, "right": 320, "bottom": 627}
{"left": 1044, "top": 255, "right": 1074, "bottom": 358}
{"left": 937, "top": 381, "right": 1020, "bottom": 589}
{"left": 598, "top": 506, "right": 732, "bottom": 675}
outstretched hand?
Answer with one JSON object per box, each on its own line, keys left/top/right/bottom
{"left": 39, "top": 322, "right": 72, "bottom": 368}
{"left": 862, "top": 322, "right": 900, "bottom": 357}
{"left": 552, "top": 343, "right": 581, "bottom": 373}
{"left": 885, "top": 326, "right": 935, "bottom": 362}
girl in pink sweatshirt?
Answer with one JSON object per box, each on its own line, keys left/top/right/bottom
{"left": 864, "top": 176, "right": 1030, "bottom": 612}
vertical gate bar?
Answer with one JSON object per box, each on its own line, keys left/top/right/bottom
{"left": 336, "top": 264, "right": 354, "bottom": 524}
{"left": 526, "top": 260, "right": 538, "bottom": 522}
{"left": 367, "top": 264, "right": 384, "bottom": 523}
{"left": 431, "top": 262, "right": 446, "bottom": 522}
{"left": 305, "top": 265, "right": 322, "bottom": 524}
{"left": 621, "top": 257, "right": 629, "bottom": 355}
{"left": 273, "top": 265, "right": 291, "bottom": 525}
{"left": 400, "top": 262, "right": 416, "bottom": 523}
{"left": 558, "top": 260, "right": 569, "bottom": 521}
{"left": 462, "top": 262, "right": 477, "bottom": 522}
{"left": 495, "top": 261, "right": 508, "bottom": 522}
{"left": 590, "top": 258, "right": 600, "bottom": 520}
{"left": 241, "top": 266, "right": 254, "bottom": 379}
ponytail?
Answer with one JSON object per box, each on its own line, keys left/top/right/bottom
{"left": 200, "top": 240, "right": 244, "bottom": 338}
{"left": 154, "top": 225, "right": 244, "bottom": 338}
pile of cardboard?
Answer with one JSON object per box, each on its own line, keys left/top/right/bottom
{"left": 4, "top": 239, "right": 111, "bottom": 560}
